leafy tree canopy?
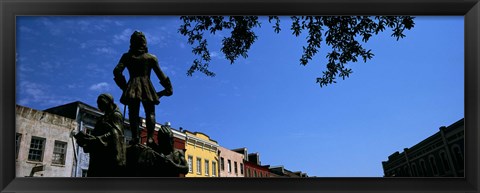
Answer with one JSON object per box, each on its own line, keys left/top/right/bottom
{"left": 179, "top": 16, "right": 415, "bottom": 87}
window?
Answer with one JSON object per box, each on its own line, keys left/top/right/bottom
{"left": 420, "top": 159, "right": 427, "bottom": 176}
{"left": 240, "top": 163, "right": 244, "bottom": 174}
{"left": 205, "top": 160, "right": 210, "bottom": 176}
{"left": 234, "top": 161, "right": 238, "bottom": 174}
{"left": 403, "top": 165, "right": 410, "bottom": 176}
{"left": 247, "top": 168, "right": 251, "bottom": 177}
{"left": 81, "top": 169, "right": 88, "bottom": 177}
{"left": 220, "top": 157, "right": 225, "bottom": 171}
{"left": 227, "top": 159, "right": 231, "bottom": 173}
{"left": 188, "top": 156, "right": 193, "bottom": 173}
{"left": 16, "top": 133, "right": 22, "bottom": 159}
{"left": 28, "top": 136, "right": 45, "bottom": 162}
{"left": 411, "top": 163, "right": 418, "bottom": 176}
{"left": 52, "top": 141, "right": 67, "bottom": 165}
{"left": 429, "top": 156, "right": 439, "bottom": 176}
{"left": 254, "top": 170, "right": 257, "bottom": 177}
{"left": 212, "top": 161, "right": 217, "bottom": 177}
{"left": 452, "top": 145, "right": 464, "bottom": 169}
{"left": 196, "top": 157, "right": 202, "bottom": 175}
{"left": 439, "top": 151, "right": 450, "bottom": 171}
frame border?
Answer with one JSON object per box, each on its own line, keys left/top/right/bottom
{"left": 1, "top": 0, "right": 479, "bottom": 192}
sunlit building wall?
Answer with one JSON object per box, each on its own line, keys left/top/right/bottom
{"left": 218, "top": 146, "right": 245, "bottom": 177}
{"left": 184, "top": 131, "right": 219, "bottom": 177}
{"left": 244, "top": 153, "right": 270, "bottom": 177}
{"left": 232, "top": 148, "right": 270, "bottom": 177}
{"left": 16, "top": 105, "right": 77, "bottom": 177}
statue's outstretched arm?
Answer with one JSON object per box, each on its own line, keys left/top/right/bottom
{"left": 74, "top": 132, "right": 110, "bottom": 153}
{"left": 164, "top": 155, "right": 189, "bottom": 174}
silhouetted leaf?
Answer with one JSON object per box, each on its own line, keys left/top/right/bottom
{"left": 179, "top": 16, "right": 415, "bottom": 86}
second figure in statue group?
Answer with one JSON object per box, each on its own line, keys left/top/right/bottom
{"left": 113, "top": 31, "right": 173, "bottom": 146}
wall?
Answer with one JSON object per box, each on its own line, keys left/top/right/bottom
{"left": 244, "top": 161, "right": 270, "bottom": 177}
{"left": 218, "top": 146, "right": 245, "bottom": 177}
{"left": 184, "top": 131, "right": 219, "bottom": 177}
{"left": 16, "top": 105, "right": 77, "bottom": 177}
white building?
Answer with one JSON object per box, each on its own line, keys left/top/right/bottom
{"left": 16, "top": 105, "right": 77, "bottom": 177}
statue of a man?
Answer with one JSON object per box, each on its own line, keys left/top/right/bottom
{"left": 74, "top": 93, "right": 126, "bottom": 177}
{"left": 113, "top": 31, "right": 173, "bottom": 145}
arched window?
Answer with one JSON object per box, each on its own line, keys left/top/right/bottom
{"left": 411, "top": 163, "right": 418, "bottom": 176}
{"left": 429, "top": 155, "right": 439, "bottom": 176}
{"left": 439, "top": 151, "right": 450, "bottom": 172}
{"left": 451, "top": 145, "right": 464, "bottom": 169}
{"left": 396, "top": 168, "right": 402, "bottom": 177}
{"left": 403, "top": 165, "right": 410, "bottom": 177}
{"left": 420, "top": 159, "right": 428, "bottom": 176}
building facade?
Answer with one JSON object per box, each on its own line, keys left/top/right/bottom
{"left": 269, "top": 166, "right": 308, "bottom": 177}
{"left": 45, "top": 101, "right": 186, "bottom": 177}
{"left": 218, "top": 146, "right": 245, "bottom": 177}
{"left": 382, "top": 118, "right": 464, "bottom": 177}
{"left": 16, "top": 105, "right": 77, "bottom": 177}
{"left": 232, "top": 148, "right": 270, "bottom": 177}
{"left": 184, "top": 131, "right": 219, "bottom": 177}
{"left": 244, "top": 153, "right": 270, "bottom": 177}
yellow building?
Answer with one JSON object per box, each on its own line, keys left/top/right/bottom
{"left": 184, "top": 131, "right": 219, "bottom": 177}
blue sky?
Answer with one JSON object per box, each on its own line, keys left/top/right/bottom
{"left": 16, "top": 16, "right": 464, "bottom": 177}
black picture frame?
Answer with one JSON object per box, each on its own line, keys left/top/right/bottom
{"left": 1, "top": 0, "right": 478, "bottom": 192}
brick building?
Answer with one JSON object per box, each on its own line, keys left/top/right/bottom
{"left": 245, "top": 153, "right": 270, "bottom": 177}
{"left": 16, "top": 105, "right": 77, "bottom": 177}
{"left": 382, "top": 118, "right": 464, "bottom": 177}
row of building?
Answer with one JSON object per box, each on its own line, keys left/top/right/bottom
{"left": 16, "top": 100, "right": 465, "bottom": 178}
{"left": 15, "top": 101, "right": 308, "bottom": 177}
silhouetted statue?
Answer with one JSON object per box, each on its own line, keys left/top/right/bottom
{"left": 154, "top": 124, "right": 189, "bottom": 176}
{"left": 111, "top": 30, "right": 184, "bottom": 177}
{"left": 113, "top": 31, "right": 173, "bottom": 145}
{"left": 126, "top": 125, "right": 188, "bottom": 177}
{"left": 73, "top": 93, "right": 126, "bottom": 177}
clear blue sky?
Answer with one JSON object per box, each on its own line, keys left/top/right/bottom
{"left": 16, "top": 16, "right": 464, "bottom": 177}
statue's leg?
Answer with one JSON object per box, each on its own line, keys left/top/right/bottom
{"left": 128, "top": 100, "right": 141, "bottom": 144}
{"left": 143, "top": 101, "right": 156, "bottom": 146}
